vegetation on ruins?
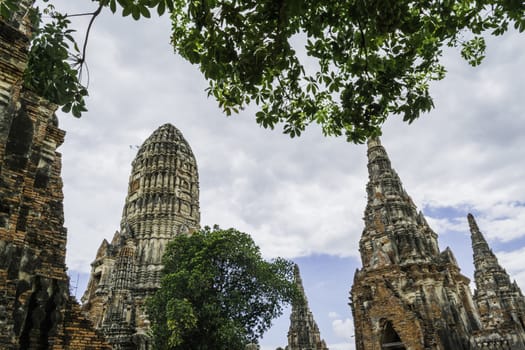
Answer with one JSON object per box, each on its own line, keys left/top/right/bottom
{"left": 146, "top": 226, "right": 299, "bottom": 350}
{"left": 2, "top": 0, "right": 524, "bottom": 141}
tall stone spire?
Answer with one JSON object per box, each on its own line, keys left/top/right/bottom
{"left": 286, "top": 264, "right": 328, "bottom": 350}
{"left": 468, "top": 213, "right": 525, "bottom": 346}
{"left": 359, "top": 137, "right": 439, "bottom": 268}
{"left": 469, "top": 213, "right": 503, "bottom": 276}
{"left": 351, "top": 137, "right": 480, "bottom": 350}
{"left": 82, "top": 123, "right": 200, "bottom": 349}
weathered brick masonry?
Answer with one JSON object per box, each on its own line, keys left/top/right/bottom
{"left": 351, "top": 138, "right": 525, "bottom": 350}
{"left": 0, "top": 4, "right": 110, "bottom": 349}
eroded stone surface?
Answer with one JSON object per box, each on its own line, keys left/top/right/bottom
{"left": 0, "top": 8, "right": 110, "bottom": 349}
{"left": 351, "top": 138, "right": 525, "bottom": 350}
{"left": 82, "top": 123, "right": 200, "bottom": 349}
{"left": 469, "top": 214, "right": 525, "bottom": 349}
{"left": 286, "top": 264, "right": 329, "bottom": 350}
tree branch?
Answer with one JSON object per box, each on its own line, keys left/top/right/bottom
{"left": 78, "top": 3, "right": 103, "bottom": 80}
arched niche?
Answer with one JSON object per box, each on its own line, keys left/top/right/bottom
{"left": 381, "top": 321, "right": 406, "bottom": 349}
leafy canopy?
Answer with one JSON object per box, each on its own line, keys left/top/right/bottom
{"left": 1, "top": 1, "right": 88, "bottom": 116}
{"left": 146, "top": 226, "right": 299, "bottom": 350}
{"left": 4, "top": 0, "right": 523, "bottom": 138}
{"left": 24, "top": 4, "right": 88, "bottom": 117}
{"left": 165, "top": 0, "right": 524, "bottom": 142}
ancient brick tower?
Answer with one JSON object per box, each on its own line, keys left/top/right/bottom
{"left": 0, "top": 3, "right": 109, "bottom": 349}
{"left": 350, "top": 138, "right": 480, "bottom": 350}
{"left": 286, "top": 264, "right": 329, "bottom": 350}
{"left": 82, "top": 123, "right": 200, "bottom": 349}
{"left": 469, "top": 214, "right": 525, "bottom": 348}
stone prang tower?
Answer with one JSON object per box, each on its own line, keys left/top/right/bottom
{"left": 286, "top": 265, "right": 329, "bottom": 350}
{"left": 469, "top": 214, "right": 525, "bottom": 348}
{"left": 350, "top": 138, "right": 480, "bottom": 349}
{"left": 82, "top": 123, "right": 200, "bottom": 349}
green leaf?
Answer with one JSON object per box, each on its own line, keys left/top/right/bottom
{"left": 109, "top": 0, "right": 117, "bottom": 13}
{"left": 131, "top": 5, "right": 141, "bottom": 20}
{"left": 157, "top": 0, "right": 165, "bottom": 16}
{"left": 122, "top": 5, "right": 132, "bottom": 17}
{"left": 139, "top": 5, "right": 151, "bottom": 18}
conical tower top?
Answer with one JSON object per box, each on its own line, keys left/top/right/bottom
{"left": 366, "top": 136, "right": 393, "bottom": 178}
{"left": 293, "top": 264, "right": 307, "bottom": 304}
{"left": 367, "top": 136, "right": 382, "bottom": 147}
{"left": 469, "top": 213, "right": 525, "bottom": 332}
{"left": 287, "top": 264, "right": 328, "bottom": 350}
{"left": 359, "top": 137, "right": 440, "bottom": 268}
{"left": 134, "top": 123, "right": 195, "bottom": 161}
{"left": 121, "top": 123, "right": 200, "bottom": 236}
{"left": 468, "top": 213, "right": 498, "bottom": 271}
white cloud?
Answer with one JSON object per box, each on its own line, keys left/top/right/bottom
{"left": 332, "top": 318, "right": 354, "bottom": 340}
{"left": 330, "top": 317, "right": 355, "bottom": 350}
{"left": 425, "top": 216, "right": 467, "bottom": 235}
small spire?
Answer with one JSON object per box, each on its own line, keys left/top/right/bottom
{"left": 293, "top": 264, "right": 307, "bottom": 304}
{"left": 468, "top": 213, "right": 494, "bottom": 264}
{"left": 95, "top": 239, "right": 110, "bottom": 259}
{"left": 468, "top": 213, "right": 483, "bottom": 238}
{"left": 366, "top": 136, "right": 391, "bottom": 183}
{"left": 468, "top": 213, "right": 525, "bottom": 331}
{"left": 287, "top": 264, "right": 328, "bottom": 350}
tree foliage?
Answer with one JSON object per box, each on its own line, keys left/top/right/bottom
{"left": 165, "top": 0, "right": 524, "bottom": 142}
{"left": 146, "top": 226, "right": 299, "bottom": 350}
{"left": 2, "top": 1, "right": 89, "bottom": 116}
{"left": 24, "top": 4, "right": 88, "bottom": 117}
{"left": 3, "top": 0, "right": 523, "bottom": 138}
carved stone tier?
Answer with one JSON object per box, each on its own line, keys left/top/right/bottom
{"left": 469, "top": 214, "right": 525, "bottom": 349}
{"left": 82, "top": 123, "right": 200, "bottom": 349}
{"left": 286, "top": 264, "right": 329, "bottom": 350}
{"left": 351, "top": 138, "right": 480, "bottom": 350}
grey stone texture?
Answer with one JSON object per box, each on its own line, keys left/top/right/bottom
{"left": 469, "top": 214, "right": 525, "bottom": 349}
{"left": 350, "top": 138, "right": 525, "bottom": 350}
{"left": 81, "top": 123, "right": 201, "bottom": 349}
{"left": 286, "top": 264, "right": 329, "bottom": 350}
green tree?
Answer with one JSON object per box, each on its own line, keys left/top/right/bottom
{"left": 166, "top": 0, "right": 524, "bottom": 142}
{"left": 4, "top": 0, "right": 524, "bottom": 140}
{"left": 146, "top": 226, "right": 299, "bottom": 350}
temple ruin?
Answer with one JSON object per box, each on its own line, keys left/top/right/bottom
{"left": 286, "top": 265, "right": 329, "bottom": 350}
{"left": 2, "top": 3, "right": 525, "bottom": 350}
{"left": 81, "top": 123, "right": 200, "bottom": 349}
{"left": 350, "top": 138, "right": 525, "bottom": 349}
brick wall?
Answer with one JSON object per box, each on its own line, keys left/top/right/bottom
{"left": 0, "top": 7, "right": 110, "bottom": 350}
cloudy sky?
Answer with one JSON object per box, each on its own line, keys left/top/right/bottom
{"left": 44, "top": 1, "right": 525, "bottom": 349}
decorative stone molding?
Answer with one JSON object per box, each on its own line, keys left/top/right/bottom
{"left": 82, "top": 123, "right": 200, "bottom": 349}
